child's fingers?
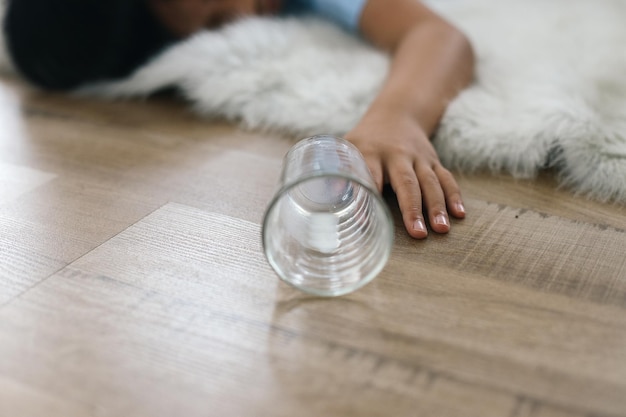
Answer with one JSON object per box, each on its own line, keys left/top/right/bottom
{"left": 387, "top": 158, "right": 428, "bottom": 239}
{"left": 416, "top": 162, "right": 450, "bottom": 234}
{"left": 435, "top": 165, "right": 465, "bottom": 219}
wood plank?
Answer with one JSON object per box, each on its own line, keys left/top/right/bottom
{"left": 0, "top": 203, "right": 623, "bottom": 417}
{"left": 389, "top": 198, "right": 626, "bottom": 306}
{"left": 1, "top": 75, "right": 626, "bottom": 417}
{"left": 456, "top": 172, "right": 626, "bottom": 231}
{"left": 0, "top": 81, "right": 287, "bottom": 304}
{"left": 0, "top": 163, "right": 56, "bottom": 206}
{"left": 0, "top": 377, "right": 90, "bottom": 417}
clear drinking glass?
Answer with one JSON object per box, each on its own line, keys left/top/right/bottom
{"left": 262, "top": 134, "right": 394, "bottom": 297}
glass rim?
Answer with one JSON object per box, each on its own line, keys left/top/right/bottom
{"left": 261, "top": 172, "right": 394, "bottom": 296}
{"left": 288, "top": 134, "right": 357, "bottom": 152}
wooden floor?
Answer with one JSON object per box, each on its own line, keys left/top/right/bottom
{"left": 1, "top": 74, "right": 625, "bottom": 417}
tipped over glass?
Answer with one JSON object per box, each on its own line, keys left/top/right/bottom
{"left": 262, "top": 135, "right": 394, "bottom": 297}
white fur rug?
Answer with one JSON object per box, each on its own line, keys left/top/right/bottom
{"left": 2, "top": 0, "right": 626, "bottom": 203}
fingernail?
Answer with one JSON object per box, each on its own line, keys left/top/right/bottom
{"left": 413, "top": 218, "right": 426, "bottom": 232}
{"left": 456, "top": 202, "right": 466, "bottom": 214}
{"left": 434, "top": 214, "right": 449, "bottom": 227}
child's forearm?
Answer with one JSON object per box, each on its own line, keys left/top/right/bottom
{"left": 363, "top": 19, "right": 474, "bottom": 135}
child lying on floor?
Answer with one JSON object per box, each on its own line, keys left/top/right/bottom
{"left": 3, "top": 0, "right": 474, "bottom": 239}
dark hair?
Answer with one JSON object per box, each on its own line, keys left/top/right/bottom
{"left": 3, "top": 0, "right": 177, "bottom": 90}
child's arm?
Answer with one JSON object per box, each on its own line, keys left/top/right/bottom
{"left": 345, "top": 0, "right": 475, "bottom": 239}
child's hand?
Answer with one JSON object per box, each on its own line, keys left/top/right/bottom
{"left": 345, "top": 112, "right": 465, "bottom": 239}
{"left": 344, "top": 0, "right": 473, "bottom": 239}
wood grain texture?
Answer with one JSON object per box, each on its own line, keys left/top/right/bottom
{"left": 391, "top": 199, "right": 626, "bottom": 305}
{"left": 0, "top": 75, "right": 625, "bottom": 417}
